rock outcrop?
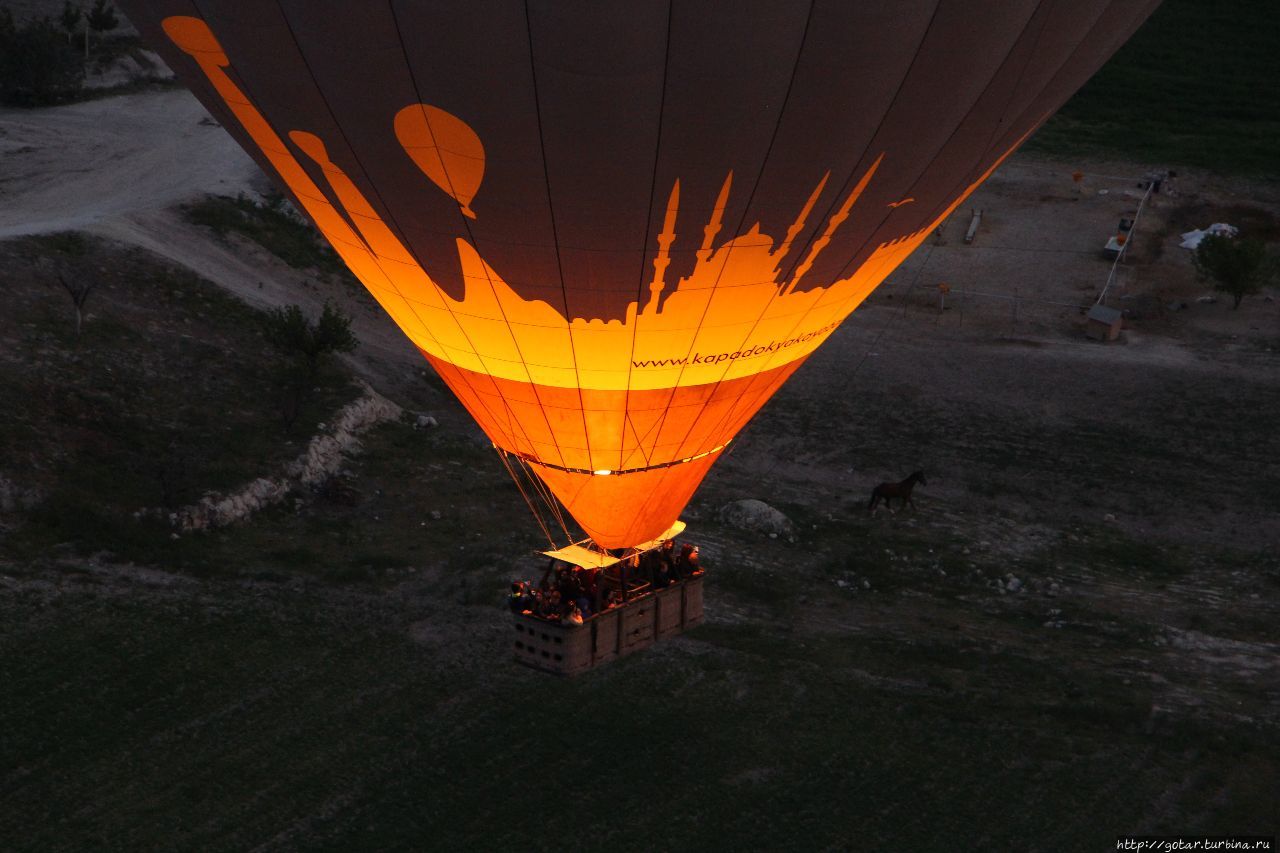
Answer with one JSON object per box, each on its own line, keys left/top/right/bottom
{"left": 717, "top": 499, "right": 794, "bottom": 538}
{"left": 170, "top": 386, "right": 401, "bottom": 532}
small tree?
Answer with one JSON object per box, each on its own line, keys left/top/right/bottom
{"left": 56, "top": 269, "right": 97, "bottom": 339}
{"left": 58, "top": 2, "right": 81, "bottom": 46}
{"left": 265, "top": 302, "right": 359, "bottom": 382}
{"left": 263, "top": 302, "right": 358, "bottom": 427}
{"left": 36, "top": 236, "right": 95, "bottom": 338}
{"left": 0, "top": 15, "right": 84, "bottom": 105}
{"left": 84, "top": 0, "right": 117, "bottom": 57}
{"left": 1193, "top": 233, "right": 1276, "bottom": 309}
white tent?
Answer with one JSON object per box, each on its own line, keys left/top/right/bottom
{"left": 1180, "top": 223, "right": 1238, "bottom": 250}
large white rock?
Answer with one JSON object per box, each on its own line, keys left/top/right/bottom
{"left": 172, "top": 385, "right": 401, "bottom": 531}
{"left": 717, "top": 499, "right": 794, "bottom": 537}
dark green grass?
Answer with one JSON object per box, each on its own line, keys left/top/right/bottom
{"left": 183, "top": 194, "right": 357, "bottom": 282}
{"left": 119, "top": 421, "right": 535, "bottom": 583}
{"left": 0, "top": 235, "right": 361, "bottom": 563}
{"left": 0, "top": 585, "right": 1272, "bottom": 853}
{"left": 1029, "top": 0, "right": 1280, "bottom": 174}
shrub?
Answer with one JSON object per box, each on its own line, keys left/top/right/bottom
{"left": 1193, "top": 233, "right": 1277, "bottom": 309}
{"left": 0, "top": 14, "right": 85, "bottom": 106}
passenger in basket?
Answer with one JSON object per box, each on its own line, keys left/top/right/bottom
{"left": 660, "top": 539, "right": 677, "bottom": 574}
{"left": 508, "top": 581, "right": 530, "bottom": 614}
{"left": 653, "top": 558, "right": 674, "bottom": 589}
{"left": 686, "top": 545, "right": 703, "bottom": 576}
{"left": 564, "top": 600, "right": 584, "bottom": 626}
{"left": 535, "top": 589, "right": 556, "bottom": 620}
{"left": 676, "top": 543, "right": 701, "bottom": 578}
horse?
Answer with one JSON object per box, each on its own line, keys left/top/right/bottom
{"left": 868, "top": 471, "right": 927, "bottom": 512}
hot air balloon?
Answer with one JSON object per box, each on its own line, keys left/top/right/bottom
{"left": 119, "top": 1, "right": 1159, "bottom": 557}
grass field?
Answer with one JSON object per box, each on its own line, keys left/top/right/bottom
{"left": 1029, "top": 0, "right": 1280, "bottom": 174}
{"left": 2, "top": 4, "right": 1278, "bottom": 847}
{"left": 182, "top": 195, "right": 357, "bottom": 285}
{"left": 2, "top": 570, "right": 1272, "bottom": 853}
{"left": 3, "top": 273, "right": 1276, "bottom": 849}
{"left": 0, "top": 235, "right": 362, "bottom": 564}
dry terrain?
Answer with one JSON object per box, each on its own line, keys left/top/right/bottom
{"left": 1, "top": 78, "right": 1277, "bottom": 851}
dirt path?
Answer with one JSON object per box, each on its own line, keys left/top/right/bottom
{"left": 0, "top": 91, "right": 253, "bottom": 239}
{"left": 0, "top": 90, "right": 426, "bottom": 394}
{"left": 3, "top": 88, "right": 1276, "bottom": 403}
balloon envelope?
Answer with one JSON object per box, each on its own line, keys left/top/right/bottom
{"left": 121, "top": 0, "right": 1159, "bottom": 547}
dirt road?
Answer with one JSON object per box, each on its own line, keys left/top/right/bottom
{"left": 1, "top": 90, "right": 427, "bottom": 389}
{"left": 0, "top": 90, "right": 253, "bottom": 239}
{"left": 3, "top": 87, "right": 1277, "bottom": 425}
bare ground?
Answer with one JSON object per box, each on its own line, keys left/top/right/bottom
{"left": 1, "top": 89, "right": 1276, "bottom": 849}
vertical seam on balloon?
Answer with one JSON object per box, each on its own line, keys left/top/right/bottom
{"left": 854, "top": 0, "right": 1056, "bottom": 254}
{"left": 642, "top": 0, "right": 817, "bottom": 410}
{"left": 989, "top": 0, "right": 1164, "bottom": 170}
{"left": 231, "top": 0, "right": 530, "bottom": 460}
{"left": 760, "top": 0, "right": 1046, "bottom": 330}
{"left": 378, "top": 0, "right": 565, "bottom": 461}
{"left": 617, "top": 0, "right": 819, "bottom": 534}
{"left": 971, "top": 0, "right": 1054, "bottom": 191}
{"left": 520, "top": 0, "right": 598, "bottom": 473}
{"left": 673, "top": 0, "right": 1054, "bottom": 465}
{"left": 740, "top": 0, "right": 1147, "bottom": 489}
{"left": 618, "top": 0, "right": 675, "bottom": 473}
{"left": 181, "top": 2, "right": 527, "bottom": 457}
{"left": 703, "top": 3, "right": 948, "bottom": 341}
{"left": 382, "top": 0, "right": 578, "bottom": 471}
{"left": 639, "top": 0, "right": 907, "bottom": 473}
{"left": 806, "top": 0, "right": 1133, "bottom": 414}
{"left": 721, "top": 1, "right": 1049, "bottom": 414}
{"left": 869, "top": 0, "right": 1135, "bottom": 266}
{"left": 643, "top": 0, "right": 929, "bottom": 470}
{"left": 766, "top": 3, "right": 944, "bottom": 295}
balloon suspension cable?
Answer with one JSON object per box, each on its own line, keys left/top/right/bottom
{"left": 516, "top": 454, "right": 576, "bottom": 544}
{"left": 496, "top": 448, "right": 556, "bottom": 549}
{"left": 494, "top": 448, "right": 575, "bottom": 549}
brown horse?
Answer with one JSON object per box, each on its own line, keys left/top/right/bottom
{"left": 868, "top": 471, "right": 927, "bottom": 512}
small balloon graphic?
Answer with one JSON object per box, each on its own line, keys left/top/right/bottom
{"left": 394, "top": 104, "right": 485, "bottom": 219}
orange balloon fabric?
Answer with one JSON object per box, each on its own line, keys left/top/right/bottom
{"left": 122, "top": 2, "right": 1160, "bottom": 547}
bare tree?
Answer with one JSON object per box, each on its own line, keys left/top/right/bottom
{"left": 55, "top": 268, "right": 96, "bottom": 339}
{"left": 84, "top": 0, "right": 117, "bottom": 58}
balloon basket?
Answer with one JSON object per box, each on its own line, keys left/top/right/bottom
{"left": 512, "top": 574, "right": 704, "bottom": 677}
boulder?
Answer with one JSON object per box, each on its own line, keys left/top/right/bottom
{"left": 717, "top": 499, "right": 794, "bottom": 537}
{"left": 170, "top": 386, "right": 401, "bottom": 531}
